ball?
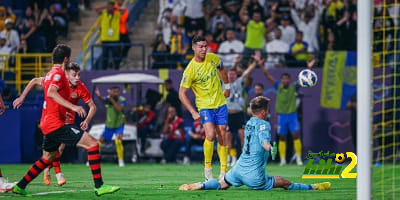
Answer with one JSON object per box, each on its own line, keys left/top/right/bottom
{"left": 298, "top": 69, "right": 318, "bottom": 87}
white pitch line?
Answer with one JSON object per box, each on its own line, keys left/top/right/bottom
{"left": 33, "top": 189, "right": 93, "bottom": 196}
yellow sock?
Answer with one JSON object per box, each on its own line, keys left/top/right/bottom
{"left": 98, "top": 141, "right": 103, "bottom": 152}
{"left": 279, "top": 141, "right": 286, "bottom": 160}
{"left": 203, "top": 139, "right": 214, "bottom": 169}
{"left": 217, "top": 144, "right": 228, "bottom": 172}
{"left": 115, "top": 139, "right": 124, "bottom": 160}
{"left": 293, "top": 139, "right": 302, "bottom": 156}
{"left": 229, "top": 148, "right": 237, "bottom": 157}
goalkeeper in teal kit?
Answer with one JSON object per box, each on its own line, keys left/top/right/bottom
{"left": 179, "top": 96, "right": 331, "bottom": 191}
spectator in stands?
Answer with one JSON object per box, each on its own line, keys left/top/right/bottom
{"left": 289, "top": 31, "right": 309, "bottom": 63}
{"left": 233, "top": 20, "right": 246, "bottom": 41}
{"left": 136, "top": 103, "right": 156, "bottom": 154}
{"left": 68, "top": 0, "right": 81, "bottom": 25}
{"left": 224, "top": 0, "right": 241, "bottom": 23}
{"left": 37, "top": 9, "right": 57, "bottom": 52}
{"left": 115, "top": 0, "right": 131, "bottom": 65}
{"left": 321, "top": 30, "right": 338, "bottom": 51}
{"left": 326, "top": 0, "right": 344, "bottom": 21}
{"left": 213, "top": 22, "right": 226, "bottom": 44}
{"left": 16, "top": 39, "right": 28, "bottom": 54}
{"left": 218, "top": 28, "right": 244, "bottom": 70}
{"left": 49, "top": 0, "right": 69, "bottom": 38}
{"left": 290, "top": 0, "right": 324, "bottom": 52}
{"left": 373, "top": 2, "right": 394, "bottom": 52}
{"left": 151, "top": 33, "right": 170, "bottom": 68}
{"left": 208, "top": 6, "right": 232, "bottom": 35}
{"left": 18, "top": 6, "right": 39, "bottom": 27}
{"left": 164, "top": 79, "right": 182, "bottom": 117}
{"left": 0, "top": 18, "right": 20, "bottom": 53}
{"left": 183, "top": 0, "right": 206, "bottom": 33}
{"left": 183, "top": 120, "right": 206, "bottom": 165}
{"left": 336, "top": 10, "right": 357, "bottom": 51}
{"left": 17, "top": 17, "right": 44, "bottom": 53}
{"left": 0, "top": 35, "right": 11, "bottom": 68}
{"left": 265, "top": 28, "right": 289, "bottom": 68}
{"left": 0, "top": 6, "right": 16, "bottom": 32}
{"left": 169, "top": 25, "right": 189, "bottom": 69}
{"left": 160, "top": 106, "right": 185, "bottom": 164}
{"left": 205, "top": 32, "right": 218, "bottom": 53}
{"left": 279, "top": 15, "right": 296, "bottom": 46}
{"left": 243, "top": 11, "right": 265, "bottom": 65}
{"left": 274, "top": 0, "right": 291, "bottom": 17}
{"left": 99, "top": 1, "right": 121, "bottom": 70}
{"left": 157, "top": 8, "right": 173, "bottom": 46}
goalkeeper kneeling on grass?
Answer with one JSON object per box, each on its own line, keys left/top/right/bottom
{"left": 179, "top": 96, "right": 331, "bottom": 191}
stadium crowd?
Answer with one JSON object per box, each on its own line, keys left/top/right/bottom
{"left": 153, "top": 0, "right": 358, "bottom": 69}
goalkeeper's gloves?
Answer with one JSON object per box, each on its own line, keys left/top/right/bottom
{"left": 271, "top": 142, "right": 277, "bottom": 160}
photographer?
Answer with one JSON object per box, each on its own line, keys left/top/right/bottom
{"left": 95, "top": 86, "right": 126, "bottom": 167}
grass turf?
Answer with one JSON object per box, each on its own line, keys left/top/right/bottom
{"left": 0, "top": 163, "right": 357, "bottom": 199}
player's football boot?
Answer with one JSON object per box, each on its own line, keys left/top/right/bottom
{"left": 43, "top": 168, "right": 51, "bottom": 186}
{"left": 312, "top": 182, "right": 331, "bottom": 190}
{"left": 204, "top": 168, "right": 213, "bottom": 181}
{"left": 179, "top": 182, "right": 203, "bottom": 191}
{"left": 56, "top": 173, "right": 66, "bottom": 186}
{"left": 280, "top": 159, "right": 287, "bottom": 166}
{"left": 94, "top": 184, "right": 120, "bottom": 196}
{"left": 0, "top": 178, "right": 14, "bottom": 193}
{"left": 296, "top": 156, "right": 304, "bottom": 166}
{"left": 12, "top": 185, "right": 32, "bottom": 197}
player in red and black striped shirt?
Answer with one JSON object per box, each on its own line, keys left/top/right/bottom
{"left": 11, "top": 44, "right": 119, "bottom": 197}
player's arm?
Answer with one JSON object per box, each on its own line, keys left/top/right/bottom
{"left": 179, "top": 87, "right": 200, "bottom": 121}
{"left": 94, "top": 88, "right": 106, "bottom": 104}
{"left": 108, "top": 96, "right": 124, "bottom": 112}
{"left": 218, "top": 66, "right": 230, "bottom": 98}
{"left": 80, "top": 100, "right": 97, "bottom": 131}
{"left": 47, "top": 85, "right": 86, "bottom": 117}
{"left": 259, "top": 65, "right": 275, "bottom": 84}
{"left": 13, "top": 77, "right": 43, "bottom": 109}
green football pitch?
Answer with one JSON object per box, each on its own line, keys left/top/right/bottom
{"left": 0, "top": 163, "right": 358, "bottom": 199}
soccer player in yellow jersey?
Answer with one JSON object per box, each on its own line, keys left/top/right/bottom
{"left": 179, "top": 35, "right": 230, "bottom": 181}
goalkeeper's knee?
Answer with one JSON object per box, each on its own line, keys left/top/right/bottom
{"left": 203, "top": 179, "right": 220, "bottom": 190}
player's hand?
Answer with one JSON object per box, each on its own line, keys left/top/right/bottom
{"left": 73, "top": 105, "right": 87, "bottom": 118}
{"left": 191, "top": 111, "right": 201, "bottom": 121}
{"left": 80, "top": 120, "right": 89, "bottom": 131}
{"left": 13, "top": 97, "right": 25, "bottom": 109}
{"left": 0, "top": 103, "right": 5, "bottom": 115}
{"left": 224, "top": 89, "right": 230, "bottom": 98}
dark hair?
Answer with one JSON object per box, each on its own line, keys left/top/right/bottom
{"left": 65, "top": 62, "right": 81, "bottom": 72}
{"left": 280, "top": 73, "right": 290, "bottom": 79}
{"left": 52, "top": 44, "right": 71, "bottom": 64}
{"left": 192, "top": 35, "right": 206, "bottom": 45}
{"left": 296, "top": 30, "right": 303, "bottom": 35}
{"left": 255, "top": 83, "right": 264, "bottom": 89}
{"left": 250, "top": 96, "right": 270, "bottom": 114}
{"left": 164, "top": 78, "right": 173, "bottom": 84}
{"left": 111, "top": 86, "right": 120, "bottom": 90}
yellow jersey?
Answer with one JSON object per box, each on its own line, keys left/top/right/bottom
{"left": 180, "top": 53, "right": 227, "bottom": 110}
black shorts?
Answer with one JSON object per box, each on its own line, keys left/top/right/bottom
{"left": 227, "top": 112, "right": 245, "bottom": 133}
{"left": 42, "top": 124, "right": 84, "bottom": 152}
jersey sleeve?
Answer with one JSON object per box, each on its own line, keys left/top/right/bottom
{"left": 49, "top": 72, "right": 65, "bottom": 89}
{"left": 257, "top": 121, "right": 271, "bottom": 146}
{"left": 274, "top": 81, "right": 280, "bottom": 90}
{"left": 119, "top": 96, "right": 126, "bottom": 106}
{"left": 211, "top": 53, "right": 223, "bottom": 69}
{"left": 180, "top": 67, "right": 193, "bottom": 89}
{"left": 79, "top": 82, "right": 92, "bottom": 103}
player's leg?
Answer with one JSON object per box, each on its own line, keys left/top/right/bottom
{"left": 179, "top": 177, "right": 230, "bottom": 191}
{"left": 200, "top": 109, "right": 217, "bottom": 180}
{"left": 114, "top": 125, "right": 125, "bottom": 167}
{"left": 215, "top": 105, "right": 229, "bottom": 180}
{"left": 44, "top": 143, "right": 66, "bottom": 186}
{"left": 289, "top": 113, "right": 303, "bottom": 166}
{"left": 225, "top": 129, "right": 234, "bottom": 166}
{"left": 76, "top": 130, "right": 120, "bottom": 196}
{"left": 13, "top": 148, "right": 57, "bottom": 196}
{"left": 277, "top": 114, "right": 288, "bottom": 166}
{"left": 273, "top": 176, "right": 331, "bottom": 191}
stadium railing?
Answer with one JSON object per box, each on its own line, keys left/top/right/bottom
{"left": 78, "top": 0, "right": 149, "bottom": 70}
{"left": 0, "top": 53, "right": 52, "bottom": 94}
{"left": 90, "top": 43, "right": 146, "bottom": 70}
